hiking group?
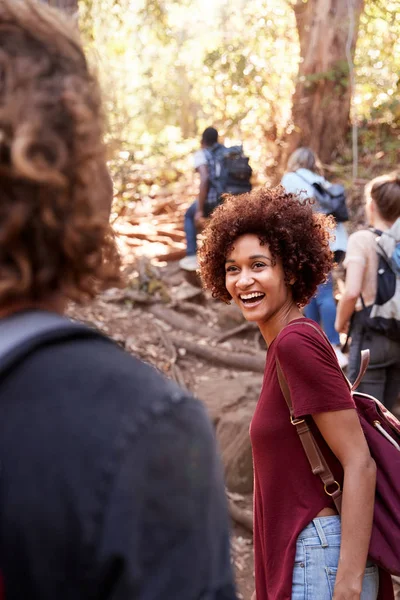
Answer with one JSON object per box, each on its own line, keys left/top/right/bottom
{"left": 0, "top": 1, "right": 399, "bottom": 600}
{"left": 183, "top": 129, "right": 400, "bottom": 412}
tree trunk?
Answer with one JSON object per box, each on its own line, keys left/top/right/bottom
{"left": 284, "top": 0, "right": 364, "bottom": 164}
{"left": 41, "top": 0, "right": 78, "bottom": 14}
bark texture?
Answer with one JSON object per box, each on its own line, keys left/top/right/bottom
{"left": 284, "top": 0, "right": 364, "bottom": 164}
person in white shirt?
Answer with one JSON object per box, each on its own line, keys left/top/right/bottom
{"left": 180, "top": 127, "right": 219, "bottom": 271}
{"left": 281, "top": 147, "right": 348, "bottom": 369}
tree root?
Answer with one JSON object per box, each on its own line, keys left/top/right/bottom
{"left": 215, "top": 322, "right": 256, "bottom": 343}
{"left": 228, "top": 498, "right": 253, "bottom": 533}
{"left": 169, "top": 335, "right": 266, "bottom": 373}
{"left": 149, "top": 304, "right": 216, "bottom": 338}
{"left": 154, "top": 323, "right": 186, "bottom": 388}
{"left": 170, "top": 300, "right": 213, "bottom": 323}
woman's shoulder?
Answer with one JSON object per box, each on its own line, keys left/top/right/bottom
{"left": 349, "top": 228, "right": 376, "bottom": 241}
{"left": 275, "top": 319, "right": 327, "bottom": 356}
{"left": 193, "top": 149, "right": 207, "bottom": 169}
{"left": 347, "top": 228, "right": 377, "bottom": 252}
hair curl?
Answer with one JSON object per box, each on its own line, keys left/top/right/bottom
{"left": 0, "top": 0, "right": 121, "bottom": 305}
{"left": 199, "top": 186, "right": 335, "bottom": 307}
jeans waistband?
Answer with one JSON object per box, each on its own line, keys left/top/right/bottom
{"left": 297, "top": 516, "right": 341, "bottom": 546}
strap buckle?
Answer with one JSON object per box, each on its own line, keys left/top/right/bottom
{"left": 324, "top": 481, "right": 341, "bottom": 497}
{"left": 290, "top": 416, "right": 305, "bottom": 425}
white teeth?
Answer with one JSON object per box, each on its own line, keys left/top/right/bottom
{"left": 240, "top": 292, "right": 264, "bottom": 300}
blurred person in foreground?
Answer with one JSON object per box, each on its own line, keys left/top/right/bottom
{"left": 0, "top": 1, "right": 236, "bottom": 598}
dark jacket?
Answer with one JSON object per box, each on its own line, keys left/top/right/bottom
{"left": 0, "top": 334, "right": 236, "bottom": 599}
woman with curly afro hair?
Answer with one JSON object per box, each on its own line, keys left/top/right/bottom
{"left": 0, "top": 2, "right": 237, "bottom": 599}
{"left": 199, "top": 187, "right": 387, "bottom": 600}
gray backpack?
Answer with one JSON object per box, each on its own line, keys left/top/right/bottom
{"left": 361, "top": 219, "right": 400, "bottom": 341}
{"left": 295, "top": 171, "right": 349, "bottom": 222}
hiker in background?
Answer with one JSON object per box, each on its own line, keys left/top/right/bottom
{"left": 0, "top": 2, "right": 236, "bottom": 598}
{"left": 180, "top": 126, "right": 252, "bottom": 271}
{"left": 199, "top": 186, "right": 395, "bottom": 600}
{"left": 336, "top": 172, "right": 400, "bottom": 412}
{"left": 281, "top": 147, "right": 349, "bottom": 369}
{"left": 180, "top": 126, "right": 220, "bottom": 270}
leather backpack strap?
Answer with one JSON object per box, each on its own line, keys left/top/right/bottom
{"left": 275, "top": 323, "right": 344, "bottom": 512}
{"left": 351, "top": 349, "right": 370, "bottom": 392}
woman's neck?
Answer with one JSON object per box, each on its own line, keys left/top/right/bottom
{"left": 371, "top": 216, "right": 394, "bottom": 231}
{"left": 258, "top": 302, "right": 303, "bottom": 347}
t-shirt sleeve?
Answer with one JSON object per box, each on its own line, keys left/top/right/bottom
{"left": 193, "top": 149, "right": 207, "bottom": 170}
{"left": 343, "top": 231, "right": 370, "bottom": 268}
{"left": 93, "top": 394, "right": 236, "bottom": 600}
{"left": 275, "top": 327, "right": 355, "bottom": 418}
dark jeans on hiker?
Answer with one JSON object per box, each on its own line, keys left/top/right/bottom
{"left": 348, "top": 310, "right": 400, "bottom": 411}
{"left": 184, "top": 200, "right": 198, "bottom": 256}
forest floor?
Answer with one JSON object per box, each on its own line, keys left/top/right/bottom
{"left": 69, "top": 180, "right": 399, "bottom": 600}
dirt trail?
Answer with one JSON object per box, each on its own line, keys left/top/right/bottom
{"left": 69, "top": 187, "right": 263, "bottom": 597}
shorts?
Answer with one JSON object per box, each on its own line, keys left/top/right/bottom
{"left": 292, "top": 516, "right": 379, "bottom": 600}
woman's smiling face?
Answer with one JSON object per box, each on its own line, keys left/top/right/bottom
{"left": 225, "top": 234, "right": 293, "bottom": 324}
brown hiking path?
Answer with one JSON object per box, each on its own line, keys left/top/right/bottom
{"left": 70, "top": 184, "right": 259, "bottom": 598}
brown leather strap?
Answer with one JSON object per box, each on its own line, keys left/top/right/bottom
{"left": 351, "top": 349, "right": 370, "bottom": 391}
{"left": 275, "top": 319, "right": 370, "bottom": 513}
{"left": 276, "top": 357, "right": 343, "bottom": 512}
{"left": 275, "top": 356, "right": 294, "bottom": 418}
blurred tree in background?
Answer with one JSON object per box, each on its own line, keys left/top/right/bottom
{"left": 283, "top": 0, "right": 365, "bottom": 164}
{"left": 74, "top": 0, "right": 399, "bottom": 195}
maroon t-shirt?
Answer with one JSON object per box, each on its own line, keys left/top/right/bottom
{"left": 250, "top": 319, "right": 356, "bottom": 600}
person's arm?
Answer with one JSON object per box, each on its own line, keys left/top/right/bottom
{"left": 313, "top": 410, "right": 376, "bottom": 600}
{"left": 335, "top": 259, "right": 365, "bottom": 333}
{"left": 276, "top": 329, "right": 376, "bottom": 600}
{"left": 196, "top": 164, "right": 209, "bottom": 220}
{"left": 91, "top": 393, "right": 236, "bottom": 600}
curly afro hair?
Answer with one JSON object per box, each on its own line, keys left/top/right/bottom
{"left": 198, "top": 186, "right": 335, "bottom": 307}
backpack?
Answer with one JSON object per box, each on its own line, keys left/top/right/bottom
{"left": 295, "top": 171, "right": 349, "bottom": 222}
{"left": 360, "top": 220, "right": 400, "bottom": 342}
{"left": 203, "top": 144, "right": 252, "bottom": 217}
{"left": 276, "top": 321, "right": 400, "bottom": 576}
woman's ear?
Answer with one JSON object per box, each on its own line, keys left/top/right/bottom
{"left": 289, "top": 276, "right": 296, "bottom": 285}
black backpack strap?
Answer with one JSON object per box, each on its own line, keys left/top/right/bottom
{"left": 0, "top": 309, "right": 107, "bottom": 378}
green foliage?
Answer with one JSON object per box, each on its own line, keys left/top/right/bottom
{"left": 354, "top": 0, "right": 400, "bottom": 124}
{"left": 78, "top": 0, "right": 400, "bottom": 194}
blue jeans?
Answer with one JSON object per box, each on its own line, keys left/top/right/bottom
{"left": 292, "top": 516, "right": 379, "bottom": 600}
{"left": 184, "top": 200, "right": 198, "bottom": 256}
{"left": 304, "top": 274, "right": 340, "bottom": 346}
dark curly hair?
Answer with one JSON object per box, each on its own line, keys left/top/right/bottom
{"left": 199, "top": 186, "right": 335, "bottom": 307}
{"left": 0, "top": 0, "right": 121, "bottom": 305}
